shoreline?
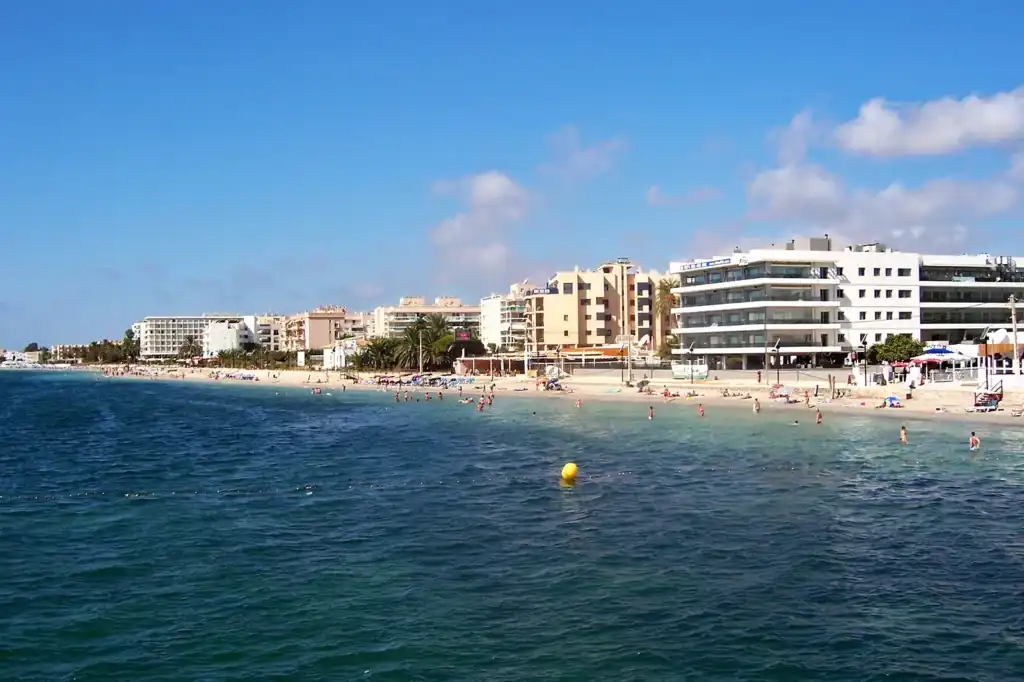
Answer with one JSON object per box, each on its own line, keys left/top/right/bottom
{"left": 85, "top": 365, "right": 1024, "bottom": 426}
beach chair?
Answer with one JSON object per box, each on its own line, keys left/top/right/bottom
{"left": 1011, "top": 404, "right": 1023, "bottom": 418}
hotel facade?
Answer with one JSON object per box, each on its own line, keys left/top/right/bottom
{"left": 282, "top": 307, "right": 371, "bottom": 352}
{"left": 669, "top": 236, "right": 1024, "bottom": 370}
{"left": 479, "top": 282, "right": 533, "bottom": 351}
{"left": 522, "top": 259, "right": 670, "bottom": 355}
{"left": 371, "top": 297, "right": 481, "bottom": 339}
{"left": 139, "top": 314, "right": 244, "bottom": 360}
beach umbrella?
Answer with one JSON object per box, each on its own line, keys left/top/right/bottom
{"left": 924, "top": 347, "right": 953, "bottom": 355}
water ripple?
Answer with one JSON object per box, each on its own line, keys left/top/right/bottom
{"left": 2, "top": 372, "right": 1024, "bottom": 680}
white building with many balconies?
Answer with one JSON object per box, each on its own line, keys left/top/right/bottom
{"left": 139, "top": 314, "right": 244, "bottom": 360}
{"left": 480, "top": 282, "right": 532, "bottom": 351}
{"left": 669, "top": 236, "right": 1024, "bottom": 371}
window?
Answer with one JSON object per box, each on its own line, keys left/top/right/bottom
{"left": 898, "top": 268, "right": 911, "bottom": 277}
{"left": 562, "top": 283, "right": 574, "bottom": 294}
{"left": 898, "top": 290, "right": 911, "bottom": 299}
{"left": 860, "top": 334, "right": 868, "bottom": 344}
{"left": 885, "top": 289, "right": 893, "bottom": 298}
{"left": 563, "top": 330, "right": 569, "bottom": 336}
{"left": 885, "top": 268, "right": 892, "bottom": 276}
{"left": 874, "top": 289, "right": 881, "bottom": 298}
{"left": 838, "top": 311, "right": 846, "bottom": 321}
{"left": 859, "top": 311, "right": 867, "bottom": 320}
{"left": 580, "top": 298, "right": 591, "bottom": 305}
{"left": 858, "top": 267, "right": 865, "bottom": 276}
{"left": 858, "top": 289, "right": 866, "bottom": 298}
{"left": 875, "top": 333, "right": 883, "bottom": 342}
{"left": 563, "top": 314, "right": 569, "bottom": 321}
{"left": 874, "top": 311, "right": 882, "bottom": 320}
{"left": 837, "top": 288, "right": 845, "bottom": 298}
{"left": 838, "top": 333, "right": 846, "bottom": 342}
{"left": 836, "top": 267, "right": 844, "bottom": 276}
{"left": 873, "top": 268, "right": 880, "bottom": 276}
{"left": 584, "top": 314, "right": 591, "bottom": 320}
{"left": 899, "top": 311, "right": 912, "bottom": 320}
{"left": 886, "top": 311, "right": 893, "bottom": 320}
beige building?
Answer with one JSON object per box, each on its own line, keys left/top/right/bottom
{"left": 371, "top": 297, "right": 481, "bottom": 338}
{"left": 282, "top": 306, "right": 371, "bottom": 352}
{"left": 243, "top": 315, "right": 285, "bottom": 352}
{"left": 51, "top": 344, "right": 87, "bottom": 360}
{"left": 524, "top": 259, "right": 670, "bottom": 353}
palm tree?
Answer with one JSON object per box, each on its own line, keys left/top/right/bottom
{"left": 653, "top": 278, "right": 678, "bottom": 351}
{"left": 178, "top": 336, "right": 202, "bottom": 360}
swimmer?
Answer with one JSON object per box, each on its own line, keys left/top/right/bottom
{"left": 900, "top": 425, "right": 907, "bottom": 444}
{"left": 969, "top": 431, "right": 980, "bottom": 452}
{"left": 792, "top": 420, "right": 799, "bottom": 426}
{"left": 648, "top": 405, "right": 654, "bottom": 420}
{"left": 753, "top": 398, "right": 760, "bottom": 414}
{"left": 575, "top": 398, "right": 581, "bottom": 409}
{"left": 815, "top": 409, "right": 822, "bottom": 425}
{"left": 697, "top": 403, "right": 704, "bottom": 418}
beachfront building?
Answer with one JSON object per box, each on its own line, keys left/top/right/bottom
{"left": 479, "top": 282, "right": 533, "bottom": 351}
{"left": 242, "top": 314, "right": 285, "bottom": 352}
{"left": 370, "top": 297, "right": 481, "bottom": 338}
{"left": 281, "top": 306, "right": 371, "bottom": 352}
{"left": 51, "top": 344, "right": 87, "bottom": 361}
{"left": 202, "top": 320, "right": 256, "bottom": 359}
{"left": 139, "top": 314, "right": 244, "bottom": 360}
{"left": 522, "top": 259, "right": 669, "bottom": 355}
{"left": 669, "top": 236, "right": 1024, "bottom": 370}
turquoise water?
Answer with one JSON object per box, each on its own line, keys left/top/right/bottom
{"left": 3, "top": 371, "right": 1024, "bottom": 681}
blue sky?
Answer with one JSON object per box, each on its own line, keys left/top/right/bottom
{"left": 3, "top": 1, "right": 1024, "bottom": 348}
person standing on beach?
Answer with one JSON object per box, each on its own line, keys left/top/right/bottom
{"left": 753, "top": 398, "right": 760, "bottom": 414}
{"left": 900, "top": 426, "right": 908, "bottom": 444}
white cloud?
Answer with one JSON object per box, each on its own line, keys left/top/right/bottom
{"left": 835, "top": 87, "right": 1024, "bottom": 156}
{"left": 645, "top": 184, "right": 720, "bottom": 206}
{"left": 747, "top": 162, "right": 1019, "bottom": 249}
{"left": 429, "top": 171, "right": 529, "bottom": 270}
{"left": 771, "top": 111, "right": 817, "bottom": 165}
{"left": 1011, "top": 152, "right": 1024, "bottom": 182}
{"left": 540, "top": 125, "right": 626, "bottom": 183}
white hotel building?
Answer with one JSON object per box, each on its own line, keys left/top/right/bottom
{"left": 669, "top": 236, "right": 1024, "bottom": 370}
{"left": 139, "top": 314, "right": 244, "bottom": 360}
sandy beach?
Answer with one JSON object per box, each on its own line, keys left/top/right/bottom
{"left": 94, "top": 364, "right": 1024, "bottom": 425}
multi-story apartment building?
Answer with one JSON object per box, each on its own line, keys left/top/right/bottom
{"left": 371, "top": 297, "right": 481, "bottom": 338}
{"left": 281, "top": 306, "right": 371, "bottom": 352}
{"left": 242, "top": 314, "right": 285, "bottom": 352}
{"left": 203, "top": 320, "right": 256, "bottom": 358}
{"left": 480, "top": 282, "right": 533, "bottom": 351}
{"left": 522, "top": 259, "right": 669, "bottom": 354}
{"left": 51, "top": 344, "right": 88, "bottom": 361}
{"left": 139, "top": 314, "right": 243, "bottom": 360}
{"left": 668, "top": 236, "right": 1024, "bottom": 370}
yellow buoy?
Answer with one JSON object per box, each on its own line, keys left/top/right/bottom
{"left": 560, "top": 462, "right": 578, "bottom": 482}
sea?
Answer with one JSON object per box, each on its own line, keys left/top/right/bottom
{"left": 2, "top": 370, "right": 1024, "bottom": 681}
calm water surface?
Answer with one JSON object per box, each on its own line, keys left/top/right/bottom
{"left": 2, "top": 371, "right": 1024, "bottom": 681}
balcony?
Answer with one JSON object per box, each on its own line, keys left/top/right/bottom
{"left": 671, "top": 287, "right": 839, "bottom": 313}
{"left": 919, "top": 267, "right": 1024, "bottom": 285}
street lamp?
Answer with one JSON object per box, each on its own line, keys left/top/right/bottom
{"left": 859, "top": 343, "right": 867, "bottom": 386}
{"left": 687, "top": 341, "right": 695, "bottom": 385}
{"left": 773, "top": 338, "right": 781, "bottom": 384}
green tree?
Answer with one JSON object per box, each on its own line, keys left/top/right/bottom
{"left": 178, "top": 336, "right": 202, "bottom": 360}
{"left": 122, "top": 328, "right": 140, "bottom": 362}
{"left": 657, "top": 334, "right": 679, "bottom": 360}
{"left": 23, "top": 342, "right": 39, "bottom": 352}
{"left": 653, "top": 278, "right": 678, "bottom": 351}
{"left": 871, "top": 334, "right": 926, "bottom": 364}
